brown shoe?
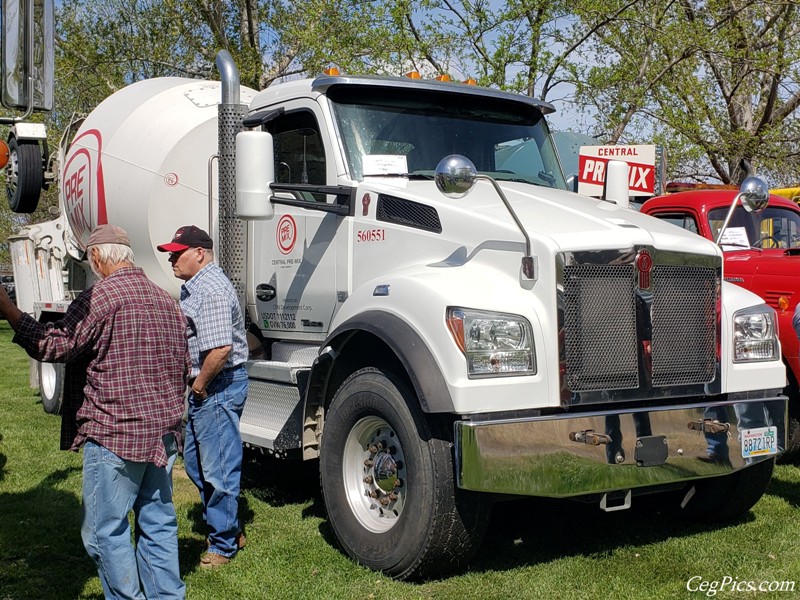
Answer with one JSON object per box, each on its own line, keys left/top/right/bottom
{"left": 200, "top": 552, "right": 230, "bottom": 569}
{"left": 205, "top": 532, "right": 246, "bottom": 550}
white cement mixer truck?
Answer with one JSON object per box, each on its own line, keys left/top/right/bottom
{"left": 5, "top": 46, "right": 790, "bottom": 578}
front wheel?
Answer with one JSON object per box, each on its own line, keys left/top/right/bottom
{"left": 38, "top": 361, "right": 64, "bottom": 415}
{"left": 778, "top": 374, "right": 800, "bottom": 463}
{"left": 320, "top": 367, "right": 490, "bottom": 580}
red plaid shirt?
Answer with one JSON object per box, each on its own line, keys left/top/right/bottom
{"left": 14, "top": 267, "right": 189, "bottom": 467}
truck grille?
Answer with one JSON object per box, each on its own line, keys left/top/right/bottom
{"left": 561, "top": 249, "right": 719, "bottom": 401}
{"left": 650, "top": 265, "right": 717, "bottom": 386}
{"left": 563, "top": 264, "right": 638, "bottom": 391}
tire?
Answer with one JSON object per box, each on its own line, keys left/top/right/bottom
{"left": 38, "top": 361, "right": 64, "bottom": 415}
{"left": 319, "top": 367, "right": 490, "bottom": 580}
{"left": 674, "top": 458, "right": 775, "bottom": 522}
{"left": 778, "top": 375, "right": 800, "bottom": 463}
{"left": 6, "top": 136, "right": 43, "bottom": 213}
{"left": 782, "top": 412, "right": 800, "bottom": 463}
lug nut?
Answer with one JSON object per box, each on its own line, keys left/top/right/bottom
{"left": 368, "top": 445, "right": 378, "bottom": 454}
{"left": 388, "top": 493, "right": 398, "bottom": 502}
{"left": 363, "top": 475, "right": 373, "bottom": 484}
{"left": 364, "top": 459, "right": 374, "bottom": 467}
{"left": 379, "top": 496, "right": 390, "bottom": 506}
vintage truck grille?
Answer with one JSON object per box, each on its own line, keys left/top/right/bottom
{"left": 561, "top": 250, "right": 718, "bottom": 400}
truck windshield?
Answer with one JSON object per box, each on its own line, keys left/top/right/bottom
{"left": 327, "top": 85, "right": 567, "bottom": 190}
{"left": 709, "top": 205, "right": 800, "bottom": 249}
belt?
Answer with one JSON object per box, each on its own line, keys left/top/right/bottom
{"left": 188, "top": 365, "right": 244, "bottom": 387}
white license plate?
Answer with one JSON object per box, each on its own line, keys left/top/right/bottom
{"left": 741, "top": 426, "right": 778, "bottom": 458}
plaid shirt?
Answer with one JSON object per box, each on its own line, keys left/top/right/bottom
{"left": 14, "top": 267, "right": 189, "bottom": 467}
{"left": 180, "top": 262, "right": 248, "bottom": 377}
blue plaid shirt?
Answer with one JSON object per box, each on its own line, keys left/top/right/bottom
{"left": 180, "top": 262, "right": 248, "bottom": 377}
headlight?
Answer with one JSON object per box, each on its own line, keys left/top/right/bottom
{"left": 446, "top": 307, "right": 535, "bottom": 378}
{"left": 733, "top": 305, "right": 779, "bottom": 362}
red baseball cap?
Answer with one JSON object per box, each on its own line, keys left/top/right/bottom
{"left": 157, "top": 225, "right": 213, "bottom": 252}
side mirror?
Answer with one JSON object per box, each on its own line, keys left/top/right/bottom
{"left": 739, "top": 176, "right": 769, "bottom": 214}
{"left": 435, "top": 155, "right": 477, "bottom": 199}
{"left": 1, "top": 0, "right": 54, "bottom": 113}
{"left": 235, "top": 131, "right": 274, "bottom": 220}
{"left": 714, "top": 174, "right": 770, "bottom": 244}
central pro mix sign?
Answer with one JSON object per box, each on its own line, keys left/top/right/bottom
{"left": 577, "top": 145, "right": 658, "bottom": 197}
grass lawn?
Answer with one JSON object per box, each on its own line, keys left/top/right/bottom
{"left": 0, "top": 319, "right": 799, "bottom": 599}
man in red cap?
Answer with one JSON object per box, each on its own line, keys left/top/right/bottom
{"left": 0, "top": 223, "right": 188, "bottom": 599}
{"left": 158, "top": 225, "right": 248, "bottom": 568}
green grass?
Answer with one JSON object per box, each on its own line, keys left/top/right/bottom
{"left": 1, "top": 318, "right": 799, "bottom": 599}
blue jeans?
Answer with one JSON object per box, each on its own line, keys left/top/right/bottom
{"left": 81, "top": 438, "right": 185, "bottom": 600}
{"left": 184, "top": 365, "right": 247, "bottom": 557}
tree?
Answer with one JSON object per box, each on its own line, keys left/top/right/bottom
{"left": 574, "top": 0, "right": 800, "bottom": 185}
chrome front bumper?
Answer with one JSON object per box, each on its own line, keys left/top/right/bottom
{"left": 455, "top": 396, "right": 786, "bottom": 498}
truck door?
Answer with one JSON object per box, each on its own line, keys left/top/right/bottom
{"left": 250, "top": 103, "right": 343, "bottom": 339}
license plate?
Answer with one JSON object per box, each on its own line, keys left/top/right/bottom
{"left": 741, "top": 426, "right": 778, "bottom": 458}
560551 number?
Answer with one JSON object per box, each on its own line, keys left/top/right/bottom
{"left": 356, "top": 229, "right": 385, "bottom": 242}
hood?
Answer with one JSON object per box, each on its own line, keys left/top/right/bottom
{"left": 379, "top": 179, "right": 721, "bottom": 256}
{"left": 725, "top": 248, "right": 800, "bottom": 277}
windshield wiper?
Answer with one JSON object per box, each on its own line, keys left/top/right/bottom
{"left": 362, "top": 172, "right": 434, "bottom": 180}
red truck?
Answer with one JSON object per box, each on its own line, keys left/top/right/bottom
{"left": 641, "top": 189, "right": 800, "bottom": 458}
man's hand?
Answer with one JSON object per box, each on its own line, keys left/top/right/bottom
{"left": 0, "top": 284, "right": 23, "bottom": 330}
{"left": 191, "top": 345, "right": 232, "bottom": 398}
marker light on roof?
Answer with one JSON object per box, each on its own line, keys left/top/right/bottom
{"left": 323, "top": 67, "right": 340, "bottom": 76}
{"left": 404, "top": 71, "right": 421, "bottom": 79}
{"left": 435, "top": 74, "right": 451, "bottom": 82}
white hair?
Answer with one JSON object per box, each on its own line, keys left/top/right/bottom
{"left": 90, "top": 243, "right": 135, "bottom": 266}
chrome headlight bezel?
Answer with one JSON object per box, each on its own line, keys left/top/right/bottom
{"left": 446, "top": 307, "right": 536, "bottom": 378}
{"left": 732, "top": 304, "right": 779, "bottom": 363}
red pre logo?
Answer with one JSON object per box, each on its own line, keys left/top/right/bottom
{"left": 277, "top": 215, "right": 297, "bottom": 255}
{"left": 62, "top": 128, "right": 107, "bottom": 249}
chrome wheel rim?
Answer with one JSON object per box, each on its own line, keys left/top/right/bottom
{"left": 342, "top": 415, "right": 406, "bottom": 533}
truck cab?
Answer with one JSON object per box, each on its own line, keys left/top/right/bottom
{"left": 641, "top": 190, "right": 800, "bottom": 457}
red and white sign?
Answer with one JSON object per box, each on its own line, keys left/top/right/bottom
{"left": 577, "top": 145, "right": 657, "bottom": 197}
{"left": 62, "top": 129, "right": 108, "bottom": 250}
{"left": 277, "top": 215, "right": 297, "bottom": 255}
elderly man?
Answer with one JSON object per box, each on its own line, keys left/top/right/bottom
{"left": 0, "top": 224, "right": 188, "bottom": 600}
{"left": 157, "top": 225, "right": 248, "bottom": 568}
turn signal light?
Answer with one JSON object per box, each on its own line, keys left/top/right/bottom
{"left": 778, "top": 296, "right": 790, "bottom": 311}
